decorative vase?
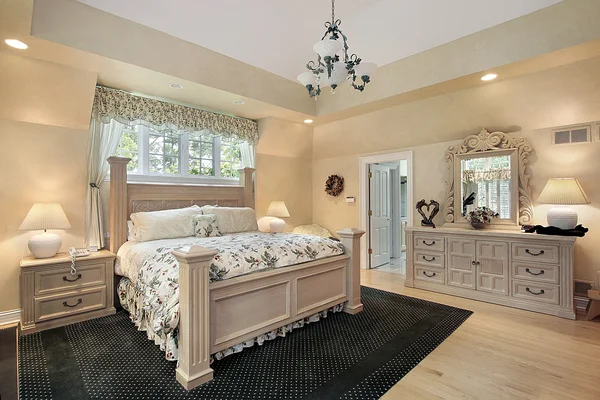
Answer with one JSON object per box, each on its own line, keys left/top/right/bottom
{"left": 471, "top": 222, "right": 485, "bottom": 230}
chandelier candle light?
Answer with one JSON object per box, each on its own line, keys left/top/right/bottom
{"left": 298, "top": 0, "right": 376, "bottom": 98}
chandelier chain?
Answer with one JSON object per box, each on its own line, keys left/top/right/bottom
{"left": 331, "top": 0, "right": 335, "bottom": 24}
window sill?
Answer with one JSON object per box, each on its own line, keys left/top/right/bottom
{"left": 105, "top": 174, "right": 241, "bottom": 186}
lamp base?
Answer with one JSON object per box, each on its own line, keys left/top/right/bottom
{"left": 547, "top": 206, "right": 578, "bottom": 230}
{"left": 28, "top": 232, "right": 62, "bottom": 258}
{"left": 269, "top": 218, "right": 286, "bottom": 233}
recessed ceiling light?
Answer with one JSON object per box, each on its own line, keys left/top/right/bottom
{"left": 169, "top": 83, "right": 184, "bottom": 89}
{"left": 304, "top": 119, "right": 314, "bottom": 124}
{"left": 481, "top": 73, "right": 498, "bottom": 81}
{"left": 233, "top": 100, "right": 245, "bottom": 105}
{"left": 5, "top": 39, "right": 28, "bottom": 50}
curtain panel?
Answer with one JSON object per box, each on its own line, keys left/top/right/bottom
{"left": 462, "top": 168, "right": 511, "bottom": 183}
{"left": 91, "top": 86, "right": 259, "bottom": 144}
{"left": 84, "top": 119, "right": 125, "bottom": 248}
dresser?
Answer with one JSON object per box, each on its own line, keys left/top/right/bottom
{"left": 405, "top": 226, "right": 576, "bottom": 319}
{"left": 20, "top": 250, "right": 116, "bottom": 332}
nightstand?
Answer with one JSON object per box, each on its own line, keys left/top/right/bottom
{"left": 20, "top": 250, "right": 116, "bottom": 333}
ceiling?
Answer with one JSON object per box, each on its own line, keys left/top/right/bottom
{"left": 76, "top": 0, "right": 563, "bottom": 82}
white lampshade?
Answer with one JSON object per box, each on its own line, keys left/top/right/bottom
{"left": 266, "top": 201, "right": 290, "bottom": 218}
{"left": 313, "top": 39, "right": 343, "bottom": 59}
{"left": 537, "top": 178, "right": 589, "bottom": 205}
{"left": 19, "top": 203, "right": 71, "bottom": 231}
{"left": 354, "top": 62, "right": 377, "bottom": 79}
{"left": 297, "top": 71, "right": 317, "bottom": 87}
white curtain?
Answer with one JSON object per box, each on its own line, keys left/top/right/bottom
{"left": 240, "top": 142, "right": 255, "bottom": 168}
{"left": 84, "top": 119, "right": 125, "bottom": 248}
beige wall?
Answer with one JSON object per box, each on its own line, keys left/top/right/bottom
{"left": 255, "top": 117, "right": 313, "bottom": 232}
{"left": 0, "top": 52, "right": 97, "bottom": 130}
{"left": 0, "top": 119, "right": 89, "bottom": 311}
{"left": 0, "top": 54, "right": 94, "bottom": 312}
{"left": 312, "top": 57, "right": 600, "bottom": 282}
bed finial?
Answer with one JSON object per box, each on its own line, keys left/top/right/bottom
{"left": 107, "top": 156, "right": 130, "bottom": 254}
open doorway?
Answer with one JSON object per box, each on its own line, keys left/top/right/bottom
{"left": 359, "top": 152, "right": 413, "bottom": 275}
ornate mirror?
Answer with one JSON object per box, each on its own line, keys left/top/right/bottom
{"left": 444, "top": 129, "right": 534, "bottom": 227}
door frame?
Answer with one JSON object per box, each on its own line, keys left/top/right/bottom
{"left": 359, "top": 151, "right": 414, "bottom": 270}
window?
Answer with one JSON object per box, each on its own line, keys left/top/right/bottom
{"left": 114, "top": 125, "right": 245, "bottom": 183}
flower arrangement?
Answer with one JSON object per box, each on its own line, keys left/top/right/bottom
{"left": 467, "top": 207, "right": 499, "bottom": 228}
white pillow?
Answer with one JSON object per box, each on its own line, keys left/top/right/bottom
{"left": 130, "top": 205, "right": 201, "bottom": 242}
{"left": 127, "top": 220, "right": 141, "bottom": 242}
{"left": 200, "top": 206, "right": 258, "bottom": 234}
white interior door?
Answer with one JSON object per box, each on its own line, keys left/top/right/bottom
{"left": 369, "top": 164, "right": 391, "bottom": 268}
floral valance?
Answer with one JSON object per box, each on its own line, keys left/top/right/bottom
{"left": 91, "top": 86, "right": 259, "bottom": 144}
{"left": 462, "top": 168, "right": 511, "bottom": 183}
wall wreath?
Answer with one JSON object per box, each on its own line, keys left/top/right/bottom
{"left": 325, "top": 175, "right": 344, "bottom": 197}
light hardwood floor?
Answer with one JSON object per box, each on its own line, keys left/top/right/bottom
{"left": 362, "top": 269, "right": 600, "bottom": 400}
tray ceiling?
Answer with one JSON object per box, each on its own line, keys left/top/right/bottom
{"left": 76, "top": 0, "right": 563, "bottom": 82}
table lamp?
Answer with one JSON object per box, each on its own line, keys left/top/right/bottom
{"left": 266, "top": 201, "right": 290, "bottom": 233}
{"left": 19, "top": 203, "right": 71, "bottom": 258}
{"left": 537, "top": 178, "right": 589, "bottom": 230}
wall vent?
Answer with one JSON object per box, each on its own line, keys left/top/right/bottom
{"left": 552, "top": 125, "right": 591, "bottom": 145}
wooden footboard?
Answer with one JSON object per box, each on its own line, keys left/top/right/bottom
{"left": 172, "top": 228, "right": 364, "bottom": 390}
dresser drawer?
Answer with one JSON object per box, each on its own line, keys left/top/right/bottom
{"left": 414, "top": 235, "right": 445, "bottom": 252}
{"left": 511, "top": 243, "right": 559, "bottom": 264}
{"left": 415, "top": 266, "right": 445, "bottom": 285}
{"left": 35, "top": 287, "right": 106, "bottom": 323}
{"left": 414, "top": 251, "right": 445, "bottom": 269}
{"left": 512, "top": 262, "right": 559, "bottom": 284}
{"left": 34, "top": 262, "right": 106, "bottom": 296}
{"left": 511, "top": 280, "right": 559, "bottom": 305}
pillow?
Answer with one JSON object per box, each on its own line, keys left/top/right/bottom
{"left": 127, "top": 220, "right": 141, "bottom": 242}
{"left": 130, "top": 205, "right": 200, "bottom": 242}
{"left": 193, "top": 214, "right": 221, "bottom": 238}
{"left": 200, "top": 206, "right": 258, "bottom": 234}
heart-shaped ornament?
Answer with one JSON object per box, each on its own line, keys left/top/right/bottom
{"left": 416, "top": 199, "right": 440, "bottom": 228}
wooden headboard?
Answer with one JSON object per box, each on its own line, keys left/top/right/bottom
{"left": 107, "top": 156, "right": 255, "bottom": 254}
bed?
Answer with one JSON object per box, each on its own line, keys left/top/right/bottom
{"left": 107, "top": 156, "right": 364, "bottom": 390}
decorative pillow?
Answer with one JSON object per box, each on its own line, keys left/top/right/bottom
{"left": 292, "top": 224, "right": 333, "bottom": 238}
{"left": 200, "top": 206, "right": 258, "bottom": 234}
{"left": 193, "top": 214, "right": 221, "bottom": 238}
{"left": 126, "top": 220, "right": 142, "bottom": 242}
{"left": 130, "top": 205, "right": 200, "bottom": 242}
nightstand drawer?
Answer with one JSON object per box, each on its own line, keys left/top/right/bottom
{"left": 35, "top": 287, "right": 106, "bottom": 323}
{"left": 35, "top": 263, "right": 106, "bottom": 296}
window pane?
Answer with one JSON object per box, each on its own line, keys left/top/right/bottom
{"left": 189, "top": 141, "right": 201, "bottom": 159}
{"left": 149, "top": 135, "right": 164, "bottom": 154}
{"left": 149, "top": 154, "right": 163, "bottom": 174}
{"left": 117, "top": 128, "right": 139, "bottom": 173}
{"left": 164, "top": 156, "right": 179, "bottom": 174}
{"left": 202, "top": 142, "right": 213, "bottom": 158}
{"left": 165, "top": 137, "right": 179, "bottom": 156}
{"left": 219, "top": 138, "right": 242, "bottom": 178}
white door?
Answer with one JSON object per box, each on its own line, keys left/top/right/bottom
{"left": 369, "top": 164, "right": 391, "bottom": 268}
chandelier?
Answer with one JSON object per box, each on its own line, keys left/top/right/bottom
{"left": 297, "top": 0, "right": 376, "bottom": 98}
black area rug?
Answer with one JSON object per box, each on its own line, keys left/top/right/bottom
{"left": 19, "top": 286, "right": 472, "bottom": 400}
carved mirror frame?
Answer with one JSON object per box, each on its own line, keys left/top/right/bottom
{"left": 443, "top": 129, "right": 534, "bottom": 226}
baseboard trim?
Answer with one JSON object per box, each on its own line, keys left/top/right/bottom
{"left": 0, "top": 309, "right": 20, "bottom": 327}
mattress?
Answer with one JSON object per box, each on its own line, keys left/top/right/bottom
{"left": 116, "top": 231, "right": 345, "bottom": 360}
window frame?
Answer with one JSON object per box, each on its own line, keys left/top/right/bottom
{"left": 115, "top": 125, "right": 245, "bottom": 186}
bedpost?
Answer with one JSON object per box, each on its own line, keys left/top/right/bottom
{"left": 239, "top": 167, "right": 255, "bottom": 209}
{"left": 172, "top": 245, "right": 219, "bottom": 390}
{"left": 337, "top": 228, "right": 365, "bottom": 314}
{"left": 107, "top": 156, "right": 130, "bottom": 254}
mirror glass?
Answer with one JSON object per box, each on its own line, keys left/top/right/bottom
{"left": 460, "top": 154, "right": 512, "bottom": 219}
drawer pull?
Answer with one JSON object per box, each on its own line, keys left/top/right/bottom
{"left": 63, "top": 298, "right": 82, "bottom": 308}
{"left": 526, "top": 287, "right": 545, "bottom": 296}
{"left": 422, "top": 256, "right": 436, "bottom": 262}
{"left": 422, "top": 240, "right": 436, "bottom": 246}
{"left": 525, "top": 249, "right": 545, "bottom": 257}
{"left": 525, "top": 268, "right": 545, "bottom": 276}
{"left": 423, "top": 271, "right": 436, "bottom": 277}
{"left": 63, "top": 274, "right": 82, "bottom": 283}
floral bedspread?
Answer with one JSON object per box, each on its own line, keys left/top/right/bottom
{"left": 116, "top": 232, "right": 344, "bottom": 360}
